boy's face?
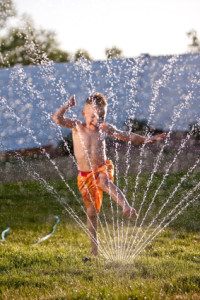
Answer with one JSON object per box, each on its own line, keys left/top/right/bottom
{"left": 82, "top": 104, "right": 107, "bottom": 130}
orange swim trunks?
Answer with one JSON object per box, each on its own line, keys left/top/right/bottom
{"left": 77, "top": 160, "right": 114, "bottom": 213}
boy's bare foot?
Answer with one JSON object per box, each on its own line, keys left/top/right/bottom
{"left": 123, "top": 207, "right": 138, "bottom": 220}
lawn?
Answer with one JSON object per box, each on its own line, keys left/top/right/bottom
{"left": 0, "top": 173, "right": 200, "bottom": 299}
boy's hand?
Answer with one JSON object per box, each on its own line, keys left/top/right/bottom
{"left": 67, "top": 95, "right": 76, "bottom": 107}
{"left": 147, "top": 132, "right": 166, "bottom": 143}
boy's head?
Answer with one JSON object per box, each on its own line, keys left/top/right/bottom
{"left": 85, "top": 93, "right": 107, "bottom": 108}
{"left": 82, "top": 93, "right": 107, "bottom": 129}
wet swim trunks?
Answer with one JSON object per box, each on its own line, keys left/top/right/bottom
{"left": 77, "top": 160, "right": 114, "bottom": 213}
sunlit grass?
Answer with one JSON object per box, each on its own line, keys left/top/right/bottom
{"left": 0, "top": 174, "right": 200, "bottom": 299}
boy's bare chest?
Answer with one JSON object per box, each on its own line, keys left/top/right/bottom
{"left": 73, "top": 128, "right": 105, "bottom": 149}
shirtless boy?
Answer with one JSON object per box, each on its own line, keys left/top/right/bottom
{"left": 53, "top": 93, "right": 166, "bottom": 256}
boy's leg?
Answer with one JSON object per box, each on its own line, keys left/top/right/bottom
{"left": 98, "top": 173, "right": 138, "bottom": 220}
{"left": 86, "top": 204, "right": 98, "bottom": 256}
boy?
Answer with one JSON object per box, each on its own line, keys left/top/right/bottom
{"left": 53, "top": 93, "right": 166, "bottom": 256}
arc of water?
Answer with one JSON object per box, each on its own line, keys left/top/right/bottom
{"left": 110, "top": 58, "right": 141, "bottom": 259}
{"left": 31, "top": 58, "right": 114, "bottom": 256}
{"left": 76, "top": 126, "right": 119, "bottom": 259}
{"left": 128, "top": 71, "right": 196, "bottom": 238}
{"left": 4, "top": 117, "right": 113, "bottom": 260}
{"left": 104, "top": 57, "right": 146, "bottom": 259}
{"left": 131, "top": 55, "right": 179, "bottom": 209}
{"left": 127, "top": 157, "right": 200, "bottom": 259}
{"left": 1, "top": 227, "right": 10, "bottom": 242}
{"left": 76, "top": 57, "right": 147, "bottom": 259}
{"left": 113, "top": 140, "right": 120, "bottom": 257}
{"left": 74, "top": 58, "right": 96, "bottom": 96}
{"left": 103, "top": 59, "right": 124, "bottom": 257}
{"left": 130, "top": 134, "right": 200, "bottom": 254}
{"left": 120, "top": 56, "right": 147, "bottom": 260}
{"left": 8, "top": 63, "right": 116, "bottom": 260}
{"left": 125, "top": 134, "right": 178, "bottom": 258}
{"left": 1, "top": 98, "right": 113, "bottom": 260}
{"left": 10, "top": 148, "right": 111, "bottom": 259}
{"left": 4, "top": 34, "right": 119, "bottom": 258}
{"left": 124, "top": 123, "right": 196, "bottom": 259}
{"left": 131, "top": 157, "right": 200, "bottom": 257}
{"left": 1, "top": 35, "right": 198, "bottom": 262}
{"left": 1, "top": 96, "right": 78, "bottom": 201}
{"left": 75, "top": 59, "right": 118, "bottom": 256}
{"left": 76, "top": 58, "right": 126, "bottom": 258}
{"left": 131, "top": 192, "right": 200, "bottom": 261}
{"left": 131, "top": 180, "right": 200, "bottom": 260}
{"left": 124, "top": 76, "right": 197, "bottom": 259}
{"left": 122, "top": 55, "right": 179, "bottom": 258}
{"left": 54, "top": 124, "right": 115, "bottom": 259}
{"left": 75, "top": 60, "right": 118, "bottom": 258}
{"left": 79, "top": 57, "right": 144, "bottom": 258}
{"left": 104, "top": 58, "right": 122, "bottom": 256}
{"left": 0, "top": 139, "right": 107, "bottom": 256}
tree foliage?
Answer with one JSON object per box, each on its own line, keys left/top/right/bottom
{"left": 0, "top": 20, "right": 71, "bottom": 67}
{"left": 74, "top": 49, "right": 91, "bottom": 61}
{"left": 125, "top": 118, "right": 163, "bottom": 135}
{"left": 189, "top": 121, "right": 200, "bottom": 140}
{"left": 105, "top": 46, "right": 123, "bottom": 59}
{"left": 57, "top": 133, "right": 74, "bottom": 156}
{"left": 187, "top": 29, "right": 200, "bottom": 53}
{"left": 125, "top": 118, "right": 150, "bottom": 134}
{"left": 0, "top": 0, "right": 16, "bottom": 29}
{"left": 0, "top": 1, "right": 71, "bottom": 67}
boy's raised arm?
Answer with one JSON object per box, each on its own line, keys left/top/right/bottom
{"left": 52, "top": 95, "right": 81, "bottom": 129}
{"left": 104, "top": 123, "right": 166, "bottom": 143}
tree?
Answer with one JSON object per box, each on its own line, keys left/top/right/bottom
{"left": 125, "top": 118, "right": 150, "bottom": 135}
{"left": 189, "top": 121, "right": 200, "bottom": 140}
{"left": 0, "top": 4, "right": 71, "bottom": 68}
{"left": 124, "top": 118, "right": 163, "bottom": 135}
{"left": 187, "top": 29, "right": 200, "bottom": 53}
{"left": 105, "top": 46, "right": 123, "bottom": 59}
{"left": 57, "top": 132, "right": 74, "bottom": 156}
{"left": 0, "top": 0, "right": 16, "bottom": 29}
{"left": 74, "top": 49, "right": 91, "bottom": 61}
{"left": 0, "top": 21, "right": 71, "bottom": 67}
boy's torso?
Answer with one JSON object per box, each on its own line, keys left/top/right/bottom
{"left": 72, "top": 123, "right": 107, "bottom": 172}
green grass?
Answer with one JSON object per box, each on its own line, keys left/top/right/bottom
{"left": 0, "top": 173, "right": 200, "bottom": 299}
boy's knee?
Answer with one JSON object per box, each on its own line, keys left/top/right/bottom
{"left": 87, "top": 205, "right": 98, "bottom": 219}
{"left": 98, "top": 174, "right": 110, "bottom": 189}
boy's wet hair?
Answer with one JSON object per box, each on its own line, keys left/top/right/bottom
{"left": 86, "top": 93, "right": 107, "bottom": 107}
